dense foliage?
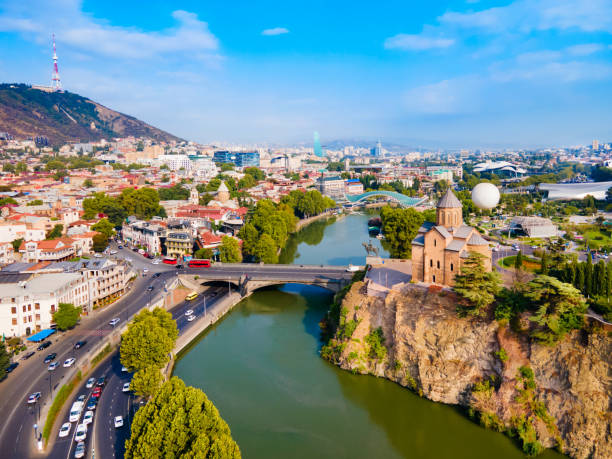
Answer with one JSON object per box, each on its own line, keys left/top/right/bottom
{"left": 158, "top": 184, "right": 190, "bottom": 201}
{"left": 379, "top": 206, "right": 425, "bottom": 258}
{"left": 125, "top": 377, "right": 241, "bottom": 459}
{"left": 46, "top": 224, "right": 63, "bottom": 239}
{"left": 453, "top": 252, "right": 501, "bottom": 316}
{"left": 52, "top": 303, "right": 80, "bottom": 330}
{"left": 0, "top": 341, "right": 10, "bottom": 376}
{"left": 91, "top": 218, "right": 115, "bottom": 238}
{"left": 280, "top": 189, "right": 336, "bottom": 219}
{"left": 83, "top": 189, "right": 166, "bottom": 224}
{"left": 219, "top": 236, "right": 242, "bottom": 263}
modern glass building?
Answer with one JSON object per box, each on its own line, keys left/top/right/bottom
{"left": 235, "top": 151, "right": 260, "bottom": 167}
{"left": 213, "top": 150, "right": 233, "bottom": 163}
{"left": 314, "top": 131, "right": 324, "bottom": 157}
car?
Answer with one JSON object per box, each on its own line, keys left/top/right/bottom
{"left": 121, "top": 366, "right": 128, "bottom": 372}
{"left": 118, "top": 245, "right": 123, "bottom": 249}
{"left": 69, "top": 401, "right": 84, "bottom": 422}
{"left": 44, "top": 353, "right": 57, "bottom": 363}
{"left": 74, "top": 441, "right": 86, "bottom": 458}
{"left": 492, "top": 246, "right": 500, "bottom": 252}
{"left": 186, "top": 291, "right": 198, "bottom": 301}
{"left": 92, "top": 388, "right": 102, "bottom": 398}
{"left": 346, "top": 265, "right": 360, "bottom": 272}
{"left": 86, "top": 399, "right": 97, "bottom": 411}
{"left": 6, "top": 362, "right": 18, "bottom": 373}
{"left": 94, "top": 253, "right": 103, "bottom": 258}
{"left": 152, "top": 259, "right": 160, "bottom": 265}
{"left": 21, "top": 353, "right": 34, "bottom": 362}
{"left": 48, "top": 362, "right": 59, "bottom": 371}
{"left": 83, "top": 410, "right": 94, "bottom": 425}
{"left": 114, "top": 416, "right": 124, "bottom": 428}
{"left": 153, "top": 272, "right": 161, "bottom": 278}
{"left": 96, "top": 376, "right": 106, "bottom": 387}
{"left": 187, "top": 315, "right": 196, "bottom": 322}
{"left": 77, "top": 394, "right": 86, "bottom": 403}
{"left": 109, "top": 318, "right": 120, "bottom": 327}
{"left": 74, "top": 423, "right": 87, "bottom": 442}
{"left": 74, "top": 340, "right": 87, "bottom": 350}
{"left": 122, "top": 382, "right": 130, "bottom": 392}
{"left": 185, "top": 309, "right": 194, "bottom": 316}
{"left": 86, "top": 377, "right": 95, "bottom": 389}
{"left": 175, "top": 264, "right": 184, "bottom": 269}
{"left": 143, "top": 268, "right": 149, "bottom": 273}
{"left": 27, "top": 392, "right": 41, "bottom": 404}
{"left": 37, "top": 341, "right": 52, "bottom": 351}
{"left": 132, "top": 247, "right": 139, "bottom": 252}
{"left": 110, "top": 250, "right": 118, "bottom": 255}
{"left": 147, "top": 285, "right": 154, "bottom": 291}
{"left": 531, "top": 245, "right": 538, "bottom": 249}
{"left": 58, "top": 422, "right": 71, "bottom": 438}
{"left": 63, "top": 358, "right": 76, "bottom": 368}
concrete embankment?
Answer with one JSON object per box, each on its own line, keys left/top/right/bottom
{"left": 295, "top": 210, "right": 344, "bottom": 231}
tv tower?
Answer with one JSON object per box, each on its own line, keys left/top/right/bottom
{"left": 51, "top": 33, "right": 61, "bottom": 91}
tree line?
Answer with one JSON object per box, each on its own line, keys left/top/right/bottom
{"left": 83, "top": 188, "right": 166, "bottom": 225}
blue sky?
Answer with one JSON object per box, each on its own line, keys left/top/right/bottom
{"left": 1, "top": 0, "right": 611, "bottom": 148}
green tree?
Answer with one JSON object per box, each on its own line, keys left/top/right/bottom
{"left": 454, "top": 252, "right": 501, "bottom": 316}
{"left": 125, "top": 377, "right": 241, "bottom": 459}
{"left": 11, "top": 238, "right": 23, "bottom": 251}
{"left": 523, "top": 276, "right": 586, "bottom": 344}
{"left": 158, "top": 184, "right": 190, "bottom": 201}
{"left": 130, "top": 366, "right": 163, "bottom": 398}
{"left": 237, "top": 223, "right": 259, "bottom": 258}
{"left": 26, "top": 199, "right": 44, "bottom": 206}
{"left": 15, "top": 162, "right": 27, "bottom": 173}
{"left": 2, "top": 163, "right": 15, "bottom": 173}
{"left": 220, "top": 162, "right": 234, "bottom": 171}
{"left": 52, "top": 303, "right": 80, "bottom": 330}
{"left": 92, "top": 233, "right": 109, "bottom": 252}
{"left": 253, "top": 234, "right": 278, "bottom": 263}
{"left": 0, "top": 341, "right": 10, "bottom": 376}
{"left": 219, "top": 236, "right": 242, "bottom": 263}
{"left": 237, "top": 174, "right": 256, "bottom": 189}
{"left": 91, "top": 218, "right": 115, "bottom": 239}
{"left": 194, "top": 248, "right": 214, "bottom": 259}
{"left": 0, "top": 197, "right": 17, "bottom": 206}
{"left": 379, "top": 206, "right": 425, "bottom": 259}
{"left": 83, "top": 178, "right": 94, "bottom": 188}
{"left": 243, "top": 167, "right": 265, "bottom": 181}
{"left": 514, "top": 251, "right": 523, "bottom": 270}
{"left": 46, "top": 224, "right": 63, "bottom": 239}
{"left": 540, "top": 251, "right": 549, "bottom": 275}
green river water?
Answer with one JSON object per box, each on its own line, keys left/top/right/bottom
{"left": 174, "top": 213, "right": 563, "bottom": 459}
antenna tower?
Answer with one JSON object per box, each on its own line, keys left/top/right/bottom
{"left": 51, "top": 33, "right": 61, "bottom": 91}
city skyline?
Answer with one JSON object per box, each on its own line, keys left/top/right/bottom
{"left": 0, "top": 0, "right": 611, "bottom": 148}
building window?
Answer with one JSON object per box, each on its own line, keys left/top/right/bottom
{"left": 433, "top": 275, "right": 436, "bottom": 283}
{"left": 11, "top": 307, "right": 16, "bottom": 314}
{"left": 35, "top": 303, "right": 40, "bottom": 310}
{"left": 35, "top": 314, "right": 40, "bottom": 321}
{"left": 28, "top": 304, "right": 31, "bottom": 311}
{"left": 450, "top": 263, "right": 454, "bottom": 272}
{"left": 11, "top": 318, "right": 17, "bottom": 325}
{"left": 11, "top": 298, "right": 15, "bottom": 303}
{"left": 437, "top": 260, "right": 440, "bottom": 269}
{"left": 22, "top": 305, "right": 26, "bottom": 313}
{"left": 434, "top": 239, "right": 437, "bottom": 247}
{"left": 429, "top": 259, "right": 433, "bottom": 267}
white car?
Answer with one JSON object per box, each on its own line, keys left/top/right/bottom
{"left": 94, "top": 253, "right": 103, "bottom": 258}
{"left": 110, "top": 250, "right": 118, "bottom": 255}
{"left": 143, "top": 268, "right": 149, "bottom": 273}
{"left": 86, "top": 377, "right": 95, "bottom": 389}
{"left": 122, "top": 382, "right": 130, "bottom": 393}
{"left": 187, "top": 315, "right": 196, "bottom": 322}
{"left": 109, "top": 318, "right": 120, "bottom": 327}
{"left": 74, "top": 442, "right": 86, "bottom": 458}
{"left": 63, "top": 358, "right": 76, "bottom": 368}
{"left": 83, "top": 410, "right": 94, "bottom": 425}
{"left": 74, "top": 423, "right": 87, "bottom": 442}
{"left": 48, "top": 362, "right": 59, "bottom": 371}
{"left": 121, "top": 366, "right": 128, "bottom": 373}
{"left": 58, "top": 422, "right": 71, "bottom": 438}
{"left": 114, "top": 416, "right": 124, "bottom": 428}
{"left": 152, "top": 259, "right": 160, "bottom": 265}
{"left": 185, "top": 309, "right": 194, "bottom": 316}
{"left": 27, "top": 392, "right": 41, "bottom": 404}
{"left": 346, "top": 265, "right": 360, "bottom": 272}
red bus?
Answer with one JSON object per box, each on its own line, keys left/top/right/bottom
{"left": 188, "top": 259, "right": 211, "bottom": 268}
{"left": 162, "top": 257, "right": 177, "bottom": 265}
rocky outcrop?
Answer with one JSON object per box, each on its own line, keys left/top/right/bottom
{"left": 324, "top": 282, "right": 611, "bottom": 458}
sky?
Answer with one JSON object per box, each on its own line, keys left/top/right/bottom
{"left": 0, "top": 0, "right": 611, "bottom": 148}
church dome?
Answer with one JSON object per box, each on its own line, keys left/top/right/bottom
{"left": 437, "top": 189, "right": 462, "bottom": 208}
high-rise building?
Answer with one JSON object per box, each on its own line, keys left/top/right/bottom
{"left": 593, "top": 139, "right": 599, "bottom": 150}
{"left": 370, "top": 140, "right": 382, "bottom": 157}
{"left": 313, "top": 131, "right": 324, "bottom": 157}
{"left": 235, "top": 151, "right": 260, "bottom": 168}
{"left": 213, "top": 150, "right": 233, "bottom": 163}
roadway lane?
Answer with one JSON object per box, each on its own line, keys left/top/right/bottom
{"left": 0, "top": 269, "right": 175, "bottom": 459}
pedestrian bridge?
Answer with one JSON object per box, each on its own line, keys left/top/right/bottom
{"left": 345, "top": 191, "right": 427, "bottom": 207}
{"left": 184, "top": 263, "right": 358, "bottom": 296}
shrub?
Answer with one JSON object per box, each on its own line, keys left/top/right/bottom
{"left": 365, "top": 327, "right": 387, "bottom": 361}
{"left": 495, "top": 348, "right": 509, "bottom": 362}
{"left": 43, "top": 371, "right": 82, "bottom": 441}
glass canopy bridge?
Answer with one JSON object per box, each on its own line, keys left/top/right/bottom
{"left": 344, "top": 191, "right": 427, "bottom": 207}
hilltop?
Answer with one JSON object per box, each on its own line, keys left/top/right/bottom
{"left": 0, "top": 83, "right": 181, "bottom": 145}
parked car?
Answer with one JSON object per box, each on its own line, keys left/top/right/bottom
{"left": 27, "top": 392, "right": 41, "bottom": 404}
{"left": 86, "top": 377, "right": 95, "bottom": 389}
{"left": 74, "top": 340, "right": 87, "bottom": 350}
{"left": 74, "top": 441, "right": 86, "bottom": 458}
{"left": 121, "top": 366, "right": 128, "bottom": 372}
{"left": 122, "top": 382, "right": 130, "bottom": 393}
{"left": 6, "top": 362, "right": 18, "bottom": 373}
{"left": 63, "top": 358, "right": 76, "bottom": 368}
{"left": 114, "top": 416, "right": 124, "bottom": 428}
{"left": 118, "top": 245, "right": 123, "bottom": 249}
{"left": 37, "top": 341, "right": 52, "bottom": 351}
{"left": 48, "top": 362, "right": 59, "bottom": 371}
{"left": 110, "top": 250, "right": 118, "bottom": 255}
{"left": 109, "top": 318, "right": 120, "bottom": 327}
{"left": 147, "top": 285, "right": 154, "bottom": 291}
{"left": 153, "top": 272, "right": 161, "bottom": 278}
{"left": 58, "top": 422, "right": 71, "bottom": 438}
{"left": 187, "top": 315, "right": 196, "bottom": 322}
{"left": 74, "top": 423, "right": 87, "bottom": 442}
{"left": 43, "top": 353, "right": 57, "bottom": 363}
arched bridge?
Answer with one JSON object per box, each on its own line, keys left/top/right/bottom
{"left": 345, "top": 191, "right": 426, "bottom": 207}
{"left": 185, "top": 263, "right": 358, "bottom": 296}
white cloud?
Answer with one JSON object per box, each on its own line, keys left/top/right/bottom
{"left": 0, "top": 2, "right": 219, "bottom": 60}
{"left": 384, "top": 34, "right": 454, "bottom": 51}
{"left": 565, "top": 43, "right": 604, "bottom": 56}
{"left": 403, "top": 77, "right": 482, "bottom": 114}
{"left": 490, "top": 59, "right": 612, "bottom": 83}
{"left": 261, "top": 27, "right": 289, "bottom": 36}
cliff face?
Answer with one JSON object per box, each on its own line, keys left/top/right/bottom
{"left": 325, "top": 282, "right": 611, "bottom": 459}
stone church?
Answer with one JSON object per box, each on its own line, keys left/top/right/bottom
{"left": 411, "top": 189, "right": 491, "bottom": 286}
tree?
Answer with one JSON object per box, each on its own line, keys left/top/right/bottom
{"left": 0, "top": 197, "right": 17, "bottom": 206}
{"left": 243, "top": 167, "right": 265, "bottom": 181}
{"left": 454, "top": 252, "right": 501, "bottom": 316}
{"left": 91, "top": 218, "right": 115, "bottom": 239}
{"left": 0, "top": 341, "right": 10, "bottom": 376}
{"left": 379, "top": 206, "right": 425, "bottom": 259}
{"left": 540, "top": 251, "right": 549, "bottom": 275}
{"left": 219, "top": 236, "right": 242, "bottom": 263}
{"left": 514, "top": 251, "right": 523, "bottom": 270}
{"left": 15, "top": 162, "right": 27, "bottom": 173}
{"left": 53, "top": 170, "right": 68, "bottom": 181}
{"left": 26, "top": 199, "right": 44, "bottom": 206}
{"left": 194, "top": 248, "right": 214, "bottom": 259}
{"left": 46, "top": 224, "right": 63, "bottom": 239}
{"left": 237, "top": 174, "right": 256, "bottom": 189}
{"left": 158, "top": 184, "right": 190, "bottom": 201}
{"left": 83, "top": 178, "right": 94, "bottom": 188}
{"left": 523, "top": 276, "right": 586, "bottom": 344}
{"left": 11, "top": 238, "right": 23, "bottom": 251}
{"left": 253, "top": 234, "right": 278, "bottom": 264}
{"left": 52, "top": 303, "right": 81, "bottom": 330}
{"left": 92, "top": 233, "right": 109, "bottom": 252}
{"left": 220, "top": 162, "right": 234, "bottom": 172}
{"left": 237, "top": 223, "right": 259, "bottom": 257}
{"left": 120, "top": 309, "right": 177, "bottom": 373}
{"left": 2, "top": 163, "right": 15, "bottom": 173}
{"left": 125, "top": 377, "right": 241, "bottom": 459}
{"left": 130, "top": 366, "right": 163, "bottom": 398}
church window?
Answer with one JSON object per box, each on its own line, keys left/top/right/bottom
{"left": 450, "top": 263, "right": 454, "bottom": 272}
{"left": 434, "top": 239, "right": 437, "bottom": 247}
{"left": 433, "top": 275, "right": 436, "bottom": 283}
{"left": 429, "top": 259, "right": 433, "bottom": 267}
{"left": 437, "top": 260, "right": 440, "bottom": 269}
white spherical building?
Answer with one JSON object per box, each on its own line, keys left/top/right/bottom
{"left": 471, "top": 183, "right": 500, "bottom": 210}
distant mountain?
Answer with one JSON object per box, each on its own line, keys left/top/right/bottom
{"left": 0, "top": 83, "right": 181, "bottom": 145}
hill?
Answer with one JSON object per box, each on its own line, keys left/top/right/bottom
{"left": 0, "top": 84, "right": 181, "bottom": 145}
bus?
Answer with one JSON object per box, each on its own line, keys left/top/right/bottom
{"left": 188, "top": 259, "right": 211, "bottom": 268}
{"left": 186, "top": 291, "right": 198, "bottom": 301}
{"left": 162, "top": 257, "right": 177, "bottom": 265}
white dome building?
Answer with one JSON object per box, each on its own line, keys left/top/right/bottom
{"left": 471, "top": 183, "right": 500, "bottom": 210}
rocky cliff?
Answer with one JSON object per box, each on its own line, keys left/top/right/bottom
{"left": 323, "top": 281, "right": 611, "bottom": 458}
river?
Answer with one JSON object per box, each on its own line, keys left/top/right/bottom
{"left": 174, "top": 212, "right": 562, "bottom": 458}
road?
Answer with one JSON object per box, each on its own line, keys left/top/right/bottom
{"left": 48, "top": 285, "right": 226, "bottom": 459}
